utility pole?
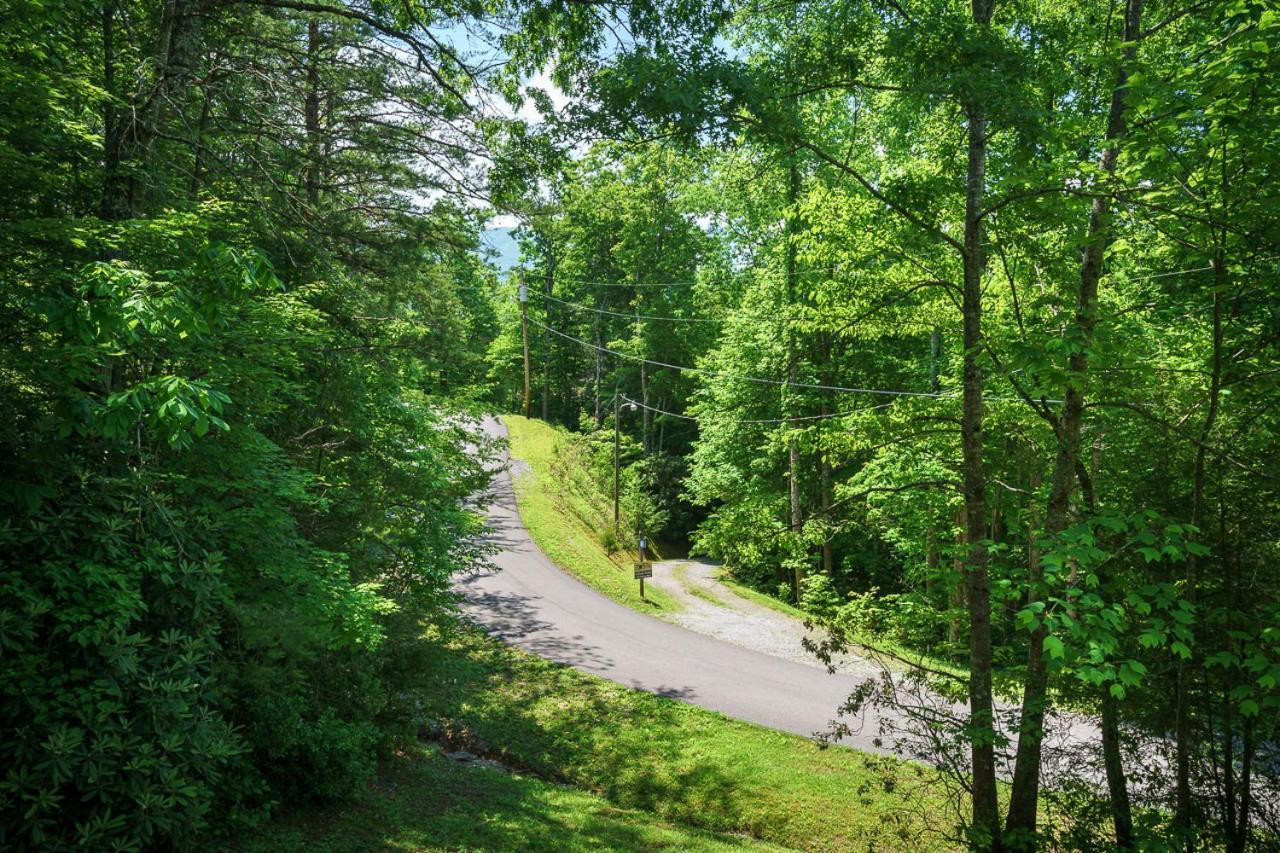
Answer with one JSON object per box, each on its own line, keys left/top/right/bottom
{"left": 613, "top": 393, "right": 637, "bottom": 533}
{"left": 519, "top": 272, "right": 530, "bottom": 418}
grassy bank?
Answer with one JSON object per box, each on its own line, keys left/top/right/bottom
{"left": 245, "top": 623, "right": 959, "bottom": 851}
{"left": 247, "top": 742, "right": 780, "bottom": 852}
{"left": 502, "top": 414, "right": 679, "bottom": 613}
{"left": 408, "top": 623, "right": 957, "bottom": 851}
{"left": 503, "top": 415, "right": 971, "bottom": 686}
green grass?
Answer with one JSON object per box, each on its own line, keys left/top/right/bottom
{"left": 246, "top": 623, "right": 961, "bottom": 850}
{"left": 717, "top": 573, "right": 810, "bottom": 620}
{"left": 671, "top": 560, "right": 732, "bottom": 608}
{"left": 502, "top": 415, "right": 679, "bottom": 613}
{"left": 403, "top": 622, "right": 959, "bottom": 851}
{"left": 503, "top": 415, "right": 975, "bottom": 692}
{"left": 719, "top": 574, "right": 972, "bottom": 680}
{"left": 247, "top": 743, "right": 779, "bottom": 852}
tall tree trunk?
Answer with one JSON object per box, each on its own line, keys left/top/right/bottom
{"left": 636, "top": 301, "right": 652, "bottom": 453}
{"left": 950, "top": 510, "right": 965, "bottom": 646}
{"left": 304, "top": 19, "right": 323, "bottom": 207}
{"left": 1175, "top": 257, "right": 1225, "bottom": 835}
{"left": 101, "top": 0, "right": 120, "bottom": 219}
{"left": 189, "top": 85, "right": 211, "bottom": 200}
{"left": 784, "top": 157, "right": 804, "bottom": 597}
{"left": 820, "top": 442, "right": 833, "bottom": 575}
{"left": 1100, "top": 687, "right": 1134, "bottom": 848}
{"left": 593, "top": 307, "right": 603, "bottom": 426}
{"left": 929, "top": 325, "right": 941, "bottom": 394}
{"left": 101, "top": 0, "right": 204, "bottom": 219}
{"left": 960, "top": 4, "right": 998, "bottom": 837}
{"left": 820, "top": 326, "right": 834, "bottom": 575}
{"left": 1005, "top": 2, "right": 1143, "bottom": 841}
{"left": 1076, "top": 442, "right": 1135, "bottom": 848}
{"left": 542, "top": 251, "right": 554, "bottom": 420}
{"left": 1231, "top": 717, "right": 1254, "bottom": 852}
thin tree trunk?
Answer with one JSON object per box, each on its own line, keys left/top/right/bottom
{"left": 960, "top": 2, "right": 998, "bottom": 834}
{"left": 304, "top": 19, "right": 322, "bottom": 207}
{"left": 593, "top": 307, "right": 603, "bottom": 426}
{"left": 636, "top": 302, "right": 651, "bottom": 453}
{"left": 657, "top": 395, "right": 665, "bottom": 454}
{"left": 1005, "top": 2, "right": 1143, "bottom": 840}
{"left": 101, "top": 0, "right": 120, "bottom": 219}
{"left": 1175, "top": 259, "right": 1224, "bottom": 835}
{"left": 189, "top": 86, "right": 211, "bottom": 200}
{"left": 929, "top": 325, "right": 941, "bottom": 394}
{"left": 1224, "top": 681, "right": 1236, "bottom": 843}
{"left": 820, "top": 326, "right": 833, "bottom": 575}
{"left": 950, "top": 509, "right": 965, "bottom": 646}
{"left": 542, "top": 252, "right": 554, "bottom": 420}
{"left": 784, "top": 157, "right": 804, "bottom": 597}
{"left": 1101, "top": 687, "right": 1134, "bottom": 848}
{"left": 1232, "top": 718, "right": 1254, "bottom": 852}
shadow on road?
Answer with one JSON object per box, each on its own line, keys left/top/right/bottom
{"left": 454, "top": 574, "right": 620, "bottom": 673}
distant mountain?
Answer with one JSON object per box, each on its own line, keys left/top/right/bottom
{"left": 478, "top": 227, "right": 520, "bottom": 274}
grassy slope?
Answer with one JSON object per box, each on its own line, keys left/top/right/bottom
{"left": 717, "top": 574, "right": 974, "bottom": 683}
{"left": 411, "top": 624, "right": 957, "bottom": 851}
{"left": 504, "top": 415, "right": 971, "bottom": 685}
{"left": 246, "top": 623, "right": 960, "bottom": 852}
{"left": 248, "top": 743, "right": 779, "bottom": 852}
{"left": 248, "top": 414, "right": 961, "bottom": 851}
{"left": 502, "top": 415, "right": 678, "bottom": 613}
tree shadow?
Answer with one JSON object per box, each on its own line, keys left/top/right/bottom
{"left": 409, "top": 628, "right": 761, "bottom": 841}
{"left": 249, "top": 746, "right": 760, "bottom": 852}
{"left": 452, "top": 575, "right": 619, "bottom": 672}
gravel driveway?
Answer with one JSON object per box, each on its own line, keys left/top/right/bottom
{"left": 647, "top": 559, "right": 881, "bottom": 679}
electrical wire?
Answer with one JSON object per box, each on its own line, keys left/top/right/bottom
{"left": 529, "top": 316, "right": 1058, "bottom": 403}
{"left": 618, "top": 392, "right": 899, "bottom": 425}
{"left": 528, "top": 265, "right": 857, "bottom": 288}
{"left": 519, "top": 256, "right": 1276, "bottom": 290}
{"left": 534, "top": 291, "right": 724, "bottom": 323}
{"left": 532, "top": 288, "right": 955, "bottom": 332}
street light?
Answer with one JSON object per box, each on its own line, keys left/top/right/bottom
{"left": 613, "top": 394, "right": 638, "bottom": 534}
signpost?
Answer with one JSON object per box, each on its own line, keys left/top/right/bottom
{"left": 636, "top": 536, "right": 651, "bottom": 598}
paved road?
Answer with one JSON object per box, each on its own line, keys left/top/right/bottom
{"left": 453, "top": 417, "right": 1111, "bottom": 774}
{"left": 453, "top": 417, "right": 890, "bottom": 749}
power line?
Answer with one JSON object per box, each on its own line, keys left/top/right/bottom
{"left": 523, "top": 256, "right": 1274, "bottom": 290}
{"left": 533, "top": 288, "right": 955, "bottom": 332}
{"left": 532, "top": 265, "right": 857, "bottom": 288}
{"left": 530, "top": 317, "right": 950, "bottom": 398}
{"left": 534, "top": 291, "right": 724, "bottom": 323}
{"left": 530, "top": 316, "right": 1055, "bottom": 403}
{"left": 619, "top": 393, "right": 898, "bottom": 425}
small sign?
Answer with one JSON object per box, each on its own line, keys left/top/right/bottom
{"left": 634, "top": 563, "right": 653, "bottom": 579}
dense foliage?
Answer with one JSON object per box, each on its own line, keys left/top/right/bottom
{"left": 0, "top": 0, "right": 500, "bottom": 847}
{"left": 4, "top": 0, "right": 1279, "bottom": 848}
{"left": 493, "top": 0, "right": 1280, "bottom": 847}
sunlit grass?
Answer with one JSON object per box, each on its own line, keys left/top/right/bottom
{"left": 503, "top": 415, "right": 679, "bottom": 612}
{"left": 402, "top": 623, "right": 962, "bottom": 852}
{"left": 246, "top": 741, "right": 782, "bottom": 852}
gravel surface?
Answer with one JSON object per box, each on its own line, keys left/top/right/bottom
{"left": 648, "top": 560, "right": 881, "bottom": 678}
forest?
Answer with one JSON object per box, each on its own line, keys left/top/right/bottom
{"left": 1, "top": 0, "right": 1278, "bottom": 850}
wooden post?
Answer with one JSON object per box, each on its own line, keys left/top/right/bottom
{"left": 519, "top": 274, "right": 530, "bottom": 418}
{"left": 639, "top": 535, "right": 648, "bottom": 599}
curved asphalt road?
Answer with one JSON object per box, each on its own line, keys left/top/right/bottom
{"left": 453, "top": 417, "right": 889, "bottom": 750}
{"left": 454, "top": 417, "right": 1109, "bottom": 774}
